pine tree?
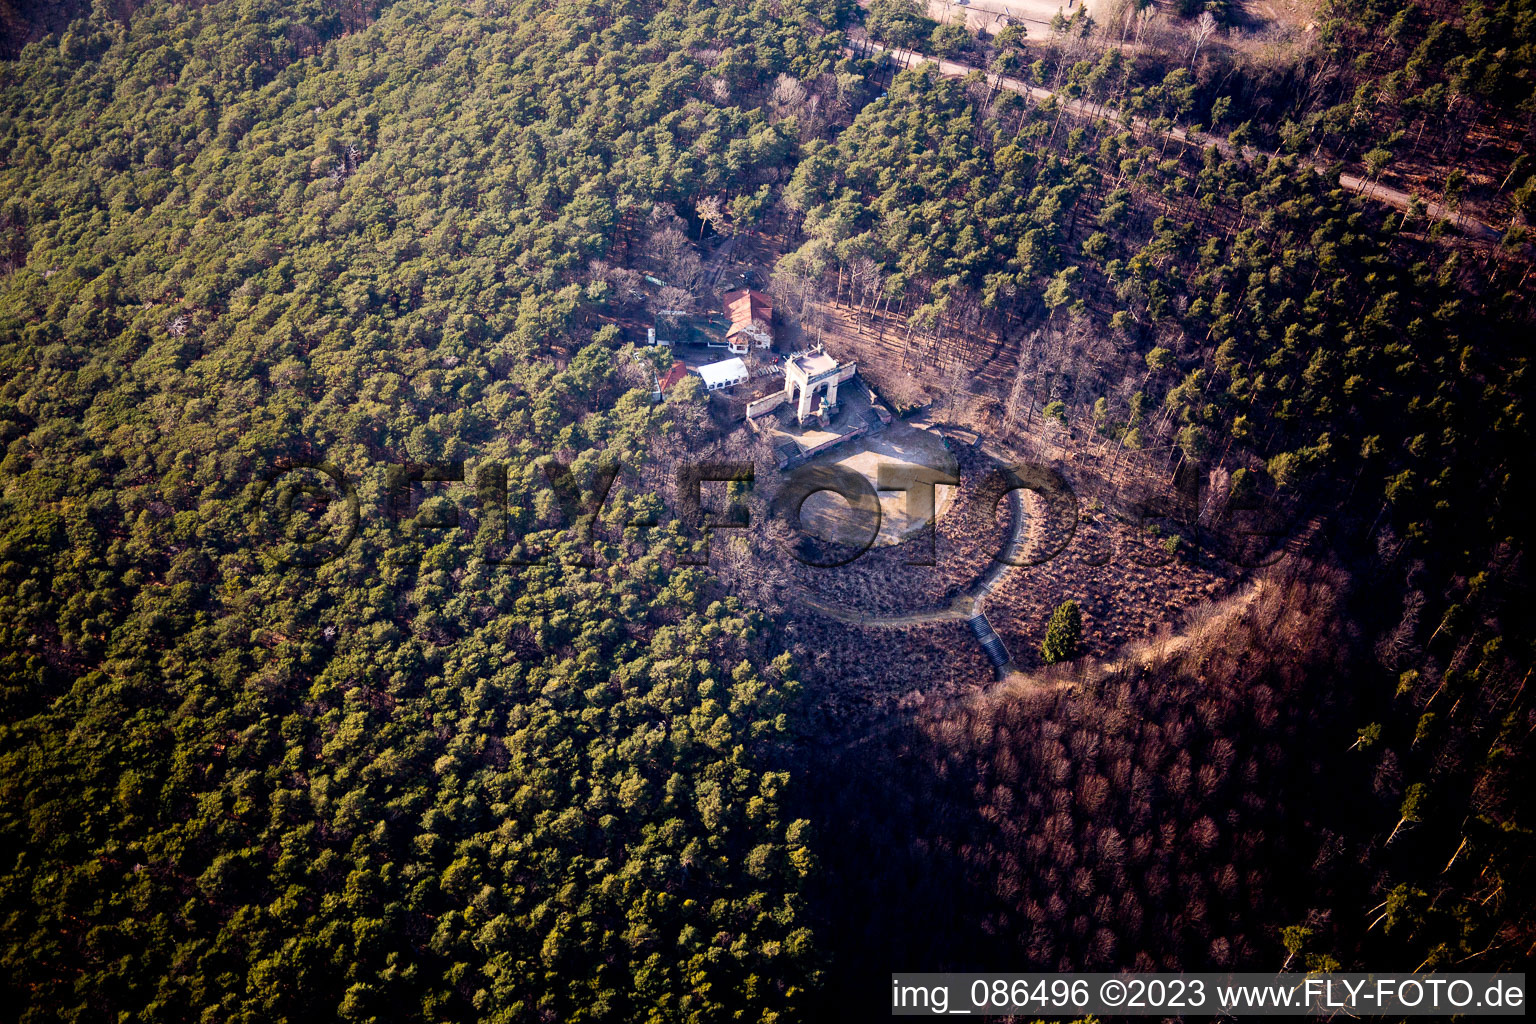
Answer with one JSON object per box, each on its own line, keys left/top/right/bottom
{"left": 1041, "top": 600, "right": 1082, "bottom": 663}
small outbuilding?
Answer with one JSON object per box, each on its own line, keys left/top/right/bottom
{"left": 655, "top": 359, "right": 689, "bottom": 395}
{"left": 695, "top": 357, "right": 750, "bottom": 392}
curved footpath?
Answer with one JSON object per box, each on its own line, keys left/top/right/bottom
{"left": 801, "top": 443, "right": 1043, "bottom": 629}
{"left": 803, "top": 429, "right": 1320, "bottom": 718}
{"left": 801, "top": 434, "right": 1048, "bottom": 681}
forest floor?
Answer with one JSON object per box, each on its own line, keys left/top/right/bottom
{"left": 1230, "top": 0, "right": 1319, "bottom": 33}
{"left": 806, "top": 297, "right": 1023, "bottom": 410}
{"left": 800, "top": 475, "right": 1038, "bottom": 626}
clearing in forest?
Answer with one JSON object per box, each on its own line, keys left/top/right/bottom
{"left": 798, "top": 421, "right": 960, "bottom": 546}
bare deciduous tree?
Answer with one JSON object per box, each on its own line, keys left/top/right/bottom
{"left": 769, "top": 74, "right": 811, "bottom": 121}
{"left": 695, "top": 196, "right": 725, "bottom": 239}
{"left": 1188, "top": 11, "right": 1217, "bottom": 66}
{"left": 655, "top": 285, "right": 694, "bottom": 319}
{"left": 1004, "top": 332, "right": 1039, "bottom": 433}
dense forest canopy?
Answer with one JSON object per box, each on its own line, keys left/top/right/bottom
{"left": 780, "top": 53, "right": 1532, "bottom": 994}
{"left": 1, "top": 0, "right": 1533, "bottom": 1017}
{"left": 0, "top": 0, "right": 846, "bottom": 1018}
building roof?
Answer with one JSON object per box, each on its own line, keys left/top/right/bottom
{"left": 790, "top": 351, "right": 839, "bottom": 378}
{"left": 696, "top": 357, "right": 749, "bottom": 389}
{"left": 726, "top": 318, "right": 773, "bottom": 342}
{"left": 658, "top": 359, "right": 689, "bottom": 392}
{"left": 722, "top": 288, "right": 773, "bottom": 326}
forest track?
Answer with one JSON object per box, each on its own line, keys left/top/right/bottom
{"left": 704, "top": 233, "right": 741, "bottom": 291}
{"left": 849, "top": 41, "right": 1504, "bottom": 243}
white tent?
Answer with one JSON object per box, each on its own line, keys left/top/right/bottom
{"left": 695, "top": 357, "right": 749, "bottom": 391}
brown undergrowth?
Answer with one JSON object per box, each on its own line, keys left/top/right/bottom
{"left": 798, "top": 560, "right": 1376, "bottom": 1011}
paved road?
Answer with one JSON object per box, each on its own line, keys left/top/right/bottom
{"left": 854, "top": 41, "right": 1504, "bottom": 242}
{"left": 703, "top": 233, "right": 740, "bottom": 290}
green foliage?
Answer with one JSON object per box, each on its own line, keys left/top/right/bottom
{"left": 1281, "top": 924, "right": 1313, "bottom": 955}
{"left": 929, "top": 22, "right": 972, "bottom": 58}
{"left": 1145, "top": 346, "right": 1176, "bottom": 372}
{"left": 1399, "top": 782, "right": 1431, "bottom": 824}
{"left": 0, "top": 0, "right": 844, "bottom": 1019}
{"left": 863, "top": 0, "right": 938, "bottom": 49}
{"left": 1040, "top": 599, "right": 1081, "bottom": 663}
{"left": 1228, "top": 467, "right": 1255, "bottom": 502}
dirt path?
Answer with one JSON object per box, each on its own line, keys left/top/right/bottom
{"left": 703, "top": 234, "right": 741, "bottom": 291}
{"left": 851, "top": 41, "right": 1504, "bottom": 243}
